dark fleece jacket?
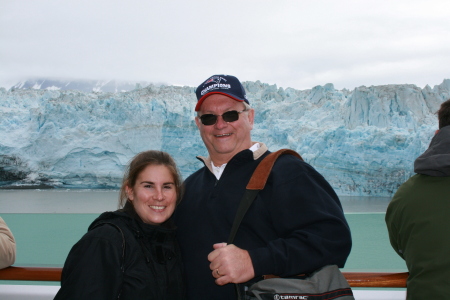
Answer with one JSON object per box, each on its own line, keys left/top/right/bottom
{"left": 55, "top": 204, "right": 185, "bottom": 300}
{"left": 175, "top": 148, "right": 351, "bottom": 300}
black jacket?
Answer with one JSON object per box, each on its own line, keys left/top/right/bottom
{"left": 174, "top": 145, "right": 352, "bottom": 299}
{"left": 55, "top": 204, "right": 185, "bottom": 300}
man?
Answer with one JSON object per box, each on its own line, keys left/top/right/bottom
{"left": 174, "top": 74, "right": 352, "bottom": 299}
{"left": 385, "top": 99, "right": 450, "bottom": 299}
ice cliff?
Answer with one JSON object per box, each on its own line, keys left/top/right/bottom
{"left": 1, "top": 79, "right": 449, "bottom": 196}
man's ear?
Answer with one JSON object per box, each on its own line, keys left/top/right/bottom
{"left": 195, "top": 116, "right": 201, "bottom": 129}
{"left": 247, "top": 108, "right": 255, "bottom": 127}
{"left": 435, "top": 129, "right": 440, "bottom": 135}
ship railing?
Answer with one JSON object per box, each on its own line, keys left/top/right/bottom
{"left": 0, "top": 266, "right": 408, "bottom": 288}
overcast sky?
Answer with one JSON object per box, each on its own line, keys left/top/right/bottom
{"left": 1, "top": 0, "right": 449, "bottom": 91}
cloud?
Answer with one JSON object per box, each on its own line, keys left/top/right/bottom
{"left": 1, "top": 0, "right": 449, "bottom": 90}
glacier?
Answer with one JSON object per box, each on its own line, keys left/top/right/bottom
{"left": 1, "top": 79, "right": 449, "bottom": 196}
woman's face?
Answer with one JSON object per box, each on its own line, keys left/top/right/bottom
{"left": 126, "top": 164, "right": 177, "bottom": 225}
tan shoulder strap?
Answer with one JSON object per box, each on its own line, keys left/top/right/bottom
{"left": 229, "top": 148, "right": 303, "bottom": 298}
{"left": 228, "top": 149, "right": 303, "bottom": 245}
{"left": 247, "top": 149, "right": 303, "bottom": 190}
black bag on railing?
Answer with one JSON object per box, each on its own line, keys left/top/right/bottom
{"left": 228, "top": 149, "right": 354, "bottom": 300}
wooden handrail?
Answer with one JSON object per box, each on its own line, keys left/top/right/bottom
{"left": 0, "top": 266, "right": 408, "bottom": 288}
{"left": 343, "top": 272, "right": 408, "bottom": 287}
{"left": 0, "top": 266, "right": 61, "bottom": 282}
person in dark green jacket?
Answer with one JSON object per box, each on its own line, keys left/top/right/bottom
{"left": 385, "top": 99, "right": 450, "bottom": 300}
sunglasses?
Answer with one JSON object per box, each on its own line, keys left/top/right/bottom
{"left": 199, "top": 110, "right": 247, "bottom": 126}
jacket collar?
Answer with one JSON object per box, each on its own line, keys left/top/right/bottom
{"left": 196, "top": 142, "right": 268, "bottom": 174}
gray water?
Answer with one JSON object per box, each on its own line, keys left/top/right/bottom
{"left": 0, "top": 189, "right": 391, "bottom": 213}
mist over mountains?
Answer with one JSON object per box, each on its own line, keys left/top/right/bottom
{"left": 11, "top": 78, "right": 153, "bottom": 93}
{"left": 1, "top": 78, "right": 449, "bottom": 196}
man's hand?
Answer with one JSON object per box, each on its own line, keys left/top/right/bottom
{"left": 207, "top": 243, "right": 255, "bottom": 285}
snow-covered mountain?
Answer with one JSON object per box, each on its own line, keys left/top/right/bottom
{"left": 1, "top": 79, "right": 449, "bottom": 196}
{"left": 11, "top": 78, "right": 152, "bottom": 93}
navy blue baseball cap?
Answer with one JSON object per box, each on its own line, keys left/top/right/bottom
{"left": 195, "top": 74, "right": 249, "bottom": 111}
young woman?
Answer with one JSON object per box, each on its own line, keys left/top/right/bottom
{"left": 54, "top": 150, "right": 185, "bottom": 299}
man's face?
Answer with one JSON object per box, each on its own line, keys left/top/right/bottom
{"left": 195, "top": 94, "right": 254, "bottom": 165}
